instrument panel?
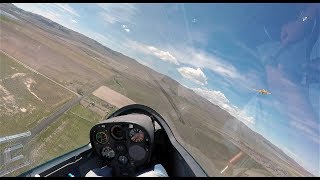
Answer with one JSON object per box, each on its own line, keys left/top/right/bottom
{"left": 90, "top": 121, "right": 153, "bottom": 176}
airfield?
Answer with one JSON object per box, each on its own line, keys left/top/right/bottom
{"left": 0, "top": 4, "right": 314, "bottom": 177}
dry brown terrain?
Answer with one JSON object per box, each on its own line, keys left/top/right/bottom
{"left": 0, "top": 13, "right": 114, "bottom": 93}
{"left": 92, "top": 86, "right": 135, "bottom": 108}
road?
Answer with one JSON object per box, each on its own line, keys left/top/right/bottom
{"left": 21, "top": 82, "right": 102, "bottom": 144}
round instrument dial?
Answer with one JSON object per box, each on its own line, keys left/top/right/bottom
{"left": 129, "top": 128, "right": 145, "bottom": 142}
{"left": 111, "top": 125, "right": 124, "bottom": 140}
{"left": 95, "top": 131, "right": 108, "bottom": 144}
{"left": 128, "top": 145, "right": 146, "bottom": 161}
{"left": 101, "top": 146, "right": 115, "bottom": 159}
{"left": 118, "top": 155, "right": 128, "bottom": 165}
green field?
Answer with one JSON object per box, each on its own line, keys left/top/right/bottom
{"left": 68, "top": 103, "right": 104, "bottom": 123}
{"left": 29, "top": 104, "right": 103, "bottom": 162}
{"left": 7, "top": 104, "right": 105, "bottom": 176}
{"left": 0, "top": 53, "right": 75, "bottom": 135}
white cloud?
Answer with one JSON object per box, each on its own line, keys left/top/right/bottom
{"left": 170, "top": 46, "right": 241, "bottom": 79}
{"left": 191, "top": 87, "right": 255, "bottom": 126}
{"left": 124, "top": 40, "right": 179, "bottom": 65}
{"left": 170, "top": 45, "right": 265, "bottom": 93}
{"left": 54, "top": 3, "right": 80, "bottom": 17}
{"left": 123, "top": 40, "right": 245, "bottom": 81}
{"left": 147, "top": 46, "right": 178, "bottom": 65}
{"left": 177, "top": 67, "right": 208, "bottom": 85}
{"left": 121, "top": 24, "right": 130, "bottom": 33}
{"left": 71, "top": 19, "right": 77, "bottom": 23}
{"left": 97, "top": 3, "right": 138, "bottom": 24}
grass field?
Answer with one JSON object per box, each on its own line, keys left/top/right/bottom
{"left": 0, "top": 52, "right": 75, "bottom": 135}
{"left": 7, "top": 104, "right": 105, "bottom": 176}
{"left": 29, "top": 104, "right": 103, "bottom": 161}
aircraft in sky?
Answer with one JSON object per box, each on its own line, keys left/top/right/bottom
{"left": 253, "top": 89, "right": 271, "bottom": 95}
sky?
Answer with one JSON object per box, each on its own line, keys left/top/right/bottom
{"left": 13, "top": 3, "right": 319, "bottom": 176}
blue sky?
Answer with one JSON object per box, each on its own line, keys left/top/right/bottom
{"left": 13, "top": 3, "right": 319, "bottom": 175}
